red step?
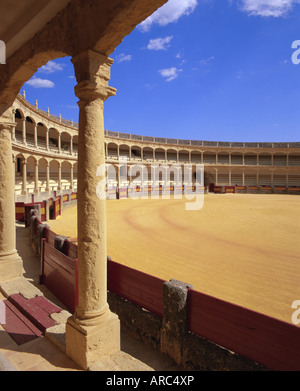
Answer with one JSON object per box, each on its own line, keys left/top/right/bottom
{"left": 8, "top": 294, "right": 57, "bottom": 333}
{"left": 2, "top": 300, "right": 42, "bottom": 345}
{"left": 30, "top": 296, "right": 62, "bottom": 316}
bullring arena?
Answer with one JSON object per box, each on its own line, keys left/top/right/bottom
{"left": 0, "top": 1, "right": 300, "bottom": 371}
{"left": 8, "top": 92, "right": 300, "bottom": 370}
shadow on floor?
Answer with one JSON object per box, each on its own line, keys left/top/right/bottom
{"left": 14, "top": 223, "right": 185, "bottom": 372}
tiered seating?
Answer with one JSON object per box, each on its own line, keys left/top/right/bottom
{"left": 288, "top": 175, "right": 300, "bottom": 187}
{"left": 191, "top": 154, "right": 201, "bottom": 164}
{"left": 203, "top": 154, "right": 216, "bottom": 164}
{"left": 244, "top": 155, "right": 257, "bottom": 165}
{"left": 258, "top": 155, "right": 272, "bottom": 166}
{"left": 218, "top": 154, "right": 229, "bottom": 165}
{"left": 273, "top": 155, "right": 287, "bottom": 166}
{"left": 231, "top": 154, "right": 243, "bottom": 165}
{"left": 167, "top": 151, "right": 177, "bottom": 162}
{"left": 273, "top": 175, "right": 286, "bottom": 186}
{"left": 231, "top": 173, "right": 243, "bottom": 185}
{"left": 218, "top": 173, "right": 229, "bottom": 184}
{"left": 258, "top": 174, "right": 272, "bottom": 186}
{"left": 244, "top": 174, "right": 257, "bottom": 186}
{"left": 288, "top": 155, "right": 300, "bottom": 166}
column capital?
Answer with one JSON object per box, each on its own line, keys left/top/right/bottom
{"left": 72, "top": 50, "right": 117, "bottom": 102}
{"left": 0, "top": 121, "right": 16, "bottom": 132}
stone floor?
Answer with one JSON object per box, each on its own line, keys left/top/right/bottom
{"left": 0, "top": 223, "right": 183, "bottom": 372}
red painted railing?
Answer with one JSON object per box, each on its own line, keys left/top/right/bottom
{"left": 188, "top": 289, "right": 300, "bottom": 371}
{"left": 107, "top": 260, "right": 164, "bottom": 318}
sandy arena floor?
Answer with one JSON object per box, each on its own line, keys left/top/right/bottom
{"left": 48, "top": 193, "right": 300, "bottom": 324}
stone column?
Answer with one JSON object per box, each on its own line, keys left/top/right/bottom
{"left": 58, "top": 133, "right": 61, "bottom": 153}
{"left": 11, "top": 109, "right": 16, "bottom": 142}
{"left": 0, "top": 107, "right": 23, "bottom": 282}
{"left": 34, "top": 123, "right": 38, "bottom": 148}
{"left": 46, "top": 128, "right": 49, "bottom": 151}
{"left": 21, "top": 158, "right": 27, "bottom": 195}
{"left": 70, "top": 164, "right": 74, "bottom": 190}
{"left": 161, "top": 280, "right": 192, "bottom": 366}
{"left": 57, "top": 162, "right": 62, "bottom": 191}
{"left": 34, "top": 161, "right": 39, "bottom": 194}
{"left": 66, "top": 50, "right": 120, "bottom": 369}
{"left": 22, "top": 118, "right": 27, "bottom": 145}
{"left": 70, "top": 136, "right": 73, "bottom": 155}
{"left": 45, "top": 162, "right": 50, "bottom": 192}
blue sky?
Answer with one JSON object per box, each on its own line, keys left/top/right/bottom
{"left": 22, "top": 0, "right": 300, "bottom": 142}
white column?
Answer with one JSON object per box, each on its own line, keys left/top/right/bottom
{"left": 70, "top": 136, "right": 73, "bottom": 155}
{"left": 21, "top": 158, "right": 27, "bottom": 195}
{"left": 66, "top": 50, "right": 120, "bottom": 369}
{"left": 34, "top": 123, "right": 38, "bottom": 148}
{"left": 58, "top": 132, "right": 61, "bottom": 153}
{"left": 22, "top": 118, "right": 27, "bottom": 145}
{"left": 34, "top": 161, "right": 39, "bottom": 194}
{"left": 45, "top": 162, "right": 50, "bottom": 192}
{"left": 46, "top": 128, "right": 49, "bottom": 151}
{"left": 70, "top": 164, "right": 74, "bottom": 190}
{"left": 0, "top": 108, "right": 23, "bottom": 282}
{"left": 58, "top": 162, "right": 62, "bottom": 191}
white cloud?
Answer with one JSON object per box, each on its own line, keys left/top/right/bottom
{"left": 25, "top": 77, "right": 55, "bottom": 88}
{"left": 159, "top": 67, "right": 183, "bottom": 82}
{"left": 39, "top": 60, "right": 64, "bottom": 74}
{"left": 139, "top": 0, "right": 198, "bottom": 31}
{"left": 147, "top": 36, "right": 173, "bottom": 51}
{"left": 238, "top": 0, "right": 300, "bottom": 17}
{"left": 116, "top": 53, "right": 132, "bottom": 63}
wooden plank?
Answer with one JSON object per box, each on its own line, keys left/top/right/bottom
{"left": 4, "top": 300, "right": 43, "bottom": 338}
{"left": 43, "top": 227, "right": 56, "bottom": 247}
{"left": 62, "top": 240, "right": 78, "bottom": 260}
{"left": 30, "top": 296, "right": 62, "bottom": 316}
{"left": 42, "top": 242, "right": 78, "bottom": 313}
{"left": 107, "top": 260, "right": 164, "bottom": 318}
{"left": 8, "top": 294, "right": 56, "bottom": 333}
{"left": 2, "top": 301, "right": 40, "bottom": 345}
{"left": 188, "top": 289, "right": 300, "bottom": 371}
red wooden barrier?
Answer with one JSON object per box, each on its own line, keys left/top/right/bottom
{"left": 41, "top": 240, "right": 78, "bottom": 314}
{"left": 43, "top": 226, "right": 56, "bottom": 247}
{"left": 188, "top": 289, "right": 300, "bottom": 371}
{"left": 225, "top": 186, "right": 235, "bottom": 193}
{"left": 107, "top": 260, "right": 164, "bottom": 318}
{"left": 62, "top": 239, "right": 78, "bottom": 260}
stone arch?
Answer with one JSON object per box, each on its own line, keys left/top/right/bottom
{"left": 191, "top": 150, "right": 202, "bottom": 164}
{"left": 61, "top": 160, "right": 72, "bottom": 190}
{"left": 61, "top": 131, "right": 72, "bottom": 154}
{"left": 72, "top": 135, "right": 78, "bottom": 155}
{"left": 119, "top": 144, "right": 130, "bottom": 159}
{"left": 166, "top": 149, "right": 177, "bottom": 162}
{"left": 49, "top": 128, "right": 59, "bottom": 152}
{"left": 37, "top": 157, "right": 49, "bottom": 193}
{"left": 49, "top": 159, "right": 60, "bottom": 191}
{"left": 25, "top": 115, "right": 36, "bottom": 147}
{"left": 131, "top": 145, "right": 141, "bottom": 160}
{"left": 37, "top": 121, "right": 48, "bottom": 150}
{"left": 143, "top": 147, "right": 154, "bottom": 161}
{"left": 26, "top": 156, "right": 37, "bottom": 194}
{"left": 154, "top": 147, "right": 166, "bottom": 162}
{"left": 107, "top": 142, "right": 118, "bottom": 159}
{"left": 178, "top": 149, "right": 189, "bottom": 163}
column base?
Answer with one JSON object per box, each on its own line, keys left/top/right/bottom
{"left": 66, "top": 310, "right": 120, "bottom": 370}
{"left": 0, "top": 252, "right": 23, "bottom": 283}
